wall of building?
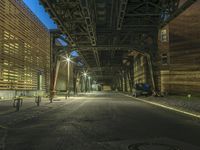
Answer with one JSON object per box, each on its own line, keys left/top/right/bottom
{"left": 158, "top": 1, "right": 200, "bottom": 95}
{"left": 134, "top": 54, "right": 151, "bottom": 85}
{"left": 0, "top": 0, "right": 50, "bottom": 99}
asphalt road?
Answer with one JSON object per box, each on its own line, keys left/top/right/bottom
{"left": 2, "top": 92, "right": 200, "bottom": 150}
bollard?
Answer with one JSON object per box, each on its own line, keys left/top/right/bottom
{"left": 13, "top": 97, "right": 23, "bottom": 111}
{"left": 35, "top": 96, "right": 41, "bottom": 106}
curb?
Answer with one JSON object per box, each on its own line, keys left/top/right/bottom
{"left": 122, "top": 93, "right": 200, "bottom": 119}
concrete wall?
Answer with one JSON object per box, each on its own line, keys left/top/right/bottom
{"left": 158, "top": 1, "right": 200, "bottom": 95}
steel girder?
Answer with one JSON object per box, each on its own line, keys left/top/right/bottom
{"left": 39, "top": 0, "right": 196, "bottom": 82}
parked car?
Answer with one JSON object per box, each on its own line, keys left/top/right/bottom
{"left": 132, "top": 83, "right": 152, "bottom": 97}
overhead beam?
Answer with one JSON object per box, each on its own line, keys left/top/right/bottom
{"left": 88, "top": 66, "right": 121, "bottom": 71}
{"left": 117, "top": 0, "right": 128, "bottom": 30}
{"left": 40, "top": 0, "right": 76, "bottom": 46}
{"left": 70, "top": 45, "right": 143, "bottom": 51}
{"left": 92, "top": 75, "right": 114, "bottom": 79}
{"left": 79, "top": 0, "right": 97, "bottom": 46}
{"left": 126, "top": 13, "right": 161, "bottom": 17}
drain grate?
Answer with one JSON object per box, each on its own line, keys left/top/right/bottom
{"left": 128, "top": 143, "right": 181, "bottom": 150}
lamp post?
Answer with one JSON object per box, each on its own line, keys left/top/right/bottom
{"left": 83, "top": 72, "right": 87, "bottom": 93}
{"left": 66, "top": 57, "right": 71, "bottom": 99}
{"left": 88, "top": 76, "right": 91, "bottom": 93}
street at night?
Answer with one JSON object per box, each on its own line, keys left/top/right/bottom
{"left": 1, "top": 92, "right": 200, "bottom": 150}
{"left": 0, "top": 0, "right": 200, "bottom": 149}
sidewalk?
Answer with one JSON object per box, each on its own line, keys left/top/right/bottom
{"left": 143, "top": 95, "right": 200, "bottom": 115}
{"left": 125, "top": 92, "right": 200, "bottom": 116}
{"left": 0, "top": 97, "right": 50, "bottom": 115}
{"left": 0, "top": 96, "right": 75, "bottom": 128}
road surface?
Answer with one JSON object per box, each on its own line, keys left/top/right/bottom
{"left": 2, "top": 92, "right": 200, "bottom": 150}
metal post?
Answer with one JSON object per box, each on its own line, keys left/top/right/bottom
{"left": 146, "top": 54, "right": 156, "bottom": 93}
{"left": 85, "top": 76, "right": 87, "bottom": 93}
{"left": 50, "top": 59, "right": 60, "bottom": 102}
{"left": 89, "top": 77, "right": 91, "bottom": 92}
{"left": 66, "top": 59, "right": 70, "bottom": 98}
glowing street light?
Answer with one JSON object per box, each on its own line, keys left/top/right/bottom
{"left": 66, "top": 57, "right": 70, "bottom": 62}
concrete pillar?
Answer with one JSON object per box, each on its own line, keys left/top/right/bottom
{"left": 120, "top": 76, "right": 123, "bottom": 92}
{"left": 81, "top": 76, "right": 85, "bottom": 92}
{"left": 50, "top": 32, "right": 58, "bottom": 99}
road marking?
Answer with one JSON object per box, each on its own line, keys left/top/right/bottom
{"left": 122, "top": 94, "right": 200, "bottom": 119}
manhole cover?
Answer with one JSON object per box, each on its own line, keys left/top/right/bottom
{"left": 128, "top": 143, "right": 181, "bottom": 150}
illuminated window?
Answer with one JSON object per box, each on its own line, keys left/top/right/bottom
{"left": 161, "top": 29, "right": 168, "bottom": 42}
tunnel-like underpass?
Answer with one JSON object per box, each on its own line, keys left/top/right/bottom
{"left": 0, "top": 0, "right": 200, "bottom": 149}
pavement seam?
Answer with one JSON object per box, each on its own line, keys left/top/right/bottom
{"left": 122, "top": 93, "right": 200, "bottom": 119}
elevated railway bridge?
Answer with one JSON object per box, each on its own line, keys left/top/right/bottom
{"left": 0, "top": 1, "right": 200, "bottom": 149}
{"left": 39, "top": 0, "right": 198, "bottom": 96}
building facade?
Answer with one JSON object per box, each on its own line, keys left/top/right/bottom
{"left": 0, "top": 0, "right": 50, "bottom": 99}
{"left": 157, "top": 1, "right": 200, "bottom": 95}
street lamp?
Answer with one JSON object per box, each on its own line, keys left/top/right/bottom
{"left": 88, "top": 76, "right": 91, "bottom": 92}
{"left": 83, "top": 72, "right": 87, "bottom": 93}
{"left": 66, "top": 57, "right": 70, "bottom": 62}
{"left": 66, "top": 56, "right": 71, "bottom": 99}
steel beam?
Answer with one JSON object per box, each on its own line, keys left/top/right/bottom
{"left": 126, "top": 13, "right": 161, "bottom": 17}
{"left": 93, "top": 48, "right": 101, "bottom": 67}
{"left": 88, "top": 66, "right": 121, "bottom": 72}
{"left": 40, "top": 0, "right": 76, "bottom": 46}
{"left": 117, "top": 0, "right": 128, "bottom": 30}
{"left": 70, "top": 45, "right": 144, "bottom": 51}
{"left": 79, "top": 0, "right": 97, "bottom": 46}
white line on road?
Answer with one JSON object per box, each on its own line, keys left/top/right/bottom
{"left": 122, "top": 94, "right": 200, "bottom": 119}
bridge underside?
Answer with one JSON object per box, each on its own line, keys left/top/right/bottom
{"left": 40, "top": 0, "right": 196, "bottom": 85}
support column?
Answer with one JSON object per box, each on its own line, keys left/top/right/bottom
{"left": 124, "top": 70, "right": 128, "bottom": 92}
{"left": 120, "top": 75, "right": 123, "bottom": 91}
{"left": 128, "top": 57, "right": 134, "bottom": 93}
{"left": 73, "top": 69, "right": 78, "bottom": 95}
{"left": 81, "top": 76, "right": 84, "bottom": 92}
{"left": 50, "top": 32, "right": 60, "bottom": 101}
